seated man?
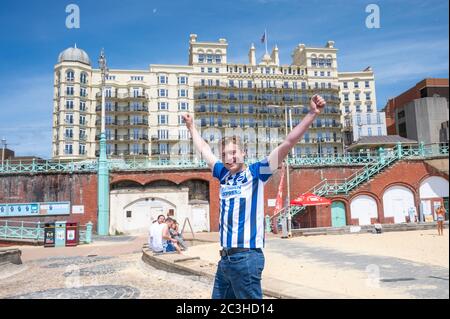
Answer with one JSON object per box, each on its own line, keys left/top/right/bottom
{"left": 162, "top": 217, "right": 182, "bottom": 254}
{"left": 149, "top": 215, "right": 166, "bottom": 253}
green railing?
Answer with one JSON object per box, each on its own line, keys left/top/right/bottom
{"left": 0, "top": 143, "right": 448, "bottom": 175}
{"left": 0, "top": 220, "right": 93, "bottom": 244}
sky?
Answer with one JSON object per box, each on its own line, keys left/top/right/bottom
{"left": 0, "top": 0, "right": 448, "bottom": 158}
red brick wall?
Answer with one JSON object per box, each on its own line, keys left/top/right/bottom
{"left": 0, "top": 173, "right": 98, "bottom": 228}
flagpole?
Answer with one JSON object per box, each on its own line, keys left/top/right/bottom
{"left": 265, "top": 28, "right": 268, "bottom": 55}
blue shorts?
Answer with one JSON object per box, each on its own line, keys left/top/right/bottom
{"left": 164, "top": 241, "right": 176, "bottom": 252}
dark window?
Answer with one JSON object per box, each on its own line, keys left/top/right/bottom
{"left": 126, "top": 211, "right": 132, "bottom": 218}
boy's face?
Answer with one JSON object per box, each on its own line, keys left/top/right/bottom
{"left": 222, "top": 142, "right": 246, "bottom": 174}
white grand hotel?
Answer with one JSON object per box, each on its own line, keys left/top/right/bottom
{"left": 52, "top": 34, "right": 384, "bottom": 160}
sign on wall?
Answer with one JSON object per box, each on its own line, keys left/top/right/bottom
{"left": 0, "top": 202, "right": 71, "bottom": 218}
{"left": 72, "top": 205, "right": 85, "bottom": 214}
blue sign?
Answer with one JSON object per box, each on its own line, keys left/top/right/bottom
{"left": 0, "top": 202, "right": 71, "bottom": 217}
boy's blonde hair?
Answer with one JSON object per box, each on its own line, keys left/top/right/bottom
{"left": 221, "top": 136, "right": 245, "bottom": 152}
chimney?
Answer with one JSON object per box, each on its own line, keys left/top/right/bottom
{"left": 190, "top": 34, "right": 198, "bottom": 43}
{"left": 249, "top": 43, "right": 256, "bottom": 66}
{"left": 271, "top": 45, "right": 279, "bottom": 66}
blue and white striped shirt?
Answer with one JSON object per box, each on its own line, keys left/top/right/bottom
{"left": 213, "top": 158, "right": 273, "bottom": 249}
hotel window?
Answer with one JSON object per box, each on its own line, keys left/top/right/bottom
{"left": 229, "top": 80, "right": 235, "bottom": 88}
{"left": 301, "top": 82, "right": 306, "bottom": 89}
{"left": 158, "top": 102, "right": 168, "bottom": 110}
{"left": 356, "top": 105, "right": 361, "bottom": 112}
{"left": 354, "top": 81, "right": 359, "bottom": 88}
{"left": 365, "top": 81, "right": 370, "bottom": 88}
{"left": 158, "top": 89, "right": 168, "bottom": 97}
{"left": 207, "top": 55, "right": 213, "bottom": 63}
{"left": 66, "top": 86, "right": 74, "bottom": 96}
{"left": 178, "top": 76, "right": 188, "bottom": 85}
{"left": 328, "top": 83, "right": 332, "bottom": 89}
{"left": 368, "top": 127, "right": 372, "bottom": 136}
{"left": 79, "top": 144, "right": 86, "bottom": 155}
{"left": 207, "top": 67, "right": 213, "bottom": 73}
{"left": 321, "top": 83, "right": 326, "bottom": 89}
{"left": 178, "top": 89, "right": 188, "bottom": 97}
{"left": 159, "top": 143, "right": 168, "bottom": 154}
{"left": 293, "top": 82, "right": 298, "bottom": 89}
{"left": 367, "top": 114, "right": 372, "bottom": 125}
{"left": 79, "top": 129, "right": 86, "bottom": 139}
{"left": 80, "top": 101, "right": 86, "bottom": 111}
{"left": 105, "top": 116, "right": 113, "bottom": 125}
{"left": 80, "top": 87, "right": 87, "bottom": 97}
{"left": 178, "top": 102, "right": 188, "bottom": 111}
{"left": 320, "top": 71, "right": 325, "bottom": 77}
{"left": 105, "top": 102, "right": 112, "bottom": 111}
{"left": 158, "top": 129, "right": 169, "bottom": 140}
{"left": 66, "top": 70, "right": 75, "bottom": 82}
{"left": 80, "top": 115, "right": 86, "bottom": 126}
{"left": 105, "top": 87, "right": 112, "bottom": 97}
{"left": 216, "top": 68, "right": 220, "bottom": 73}
{"left": 315, "top": 82, "right": 319, "bottom": 89}
{"left": 179, "top": 129, "right": 189, "bottom": 140}
{"left": 314, "top": 71, "right": 318, "bottom": 76}
{"left": 215, "top": 55, "right": 221, "bottom": 63}
{"left": 366, "top": 93, "right": 371, "bottom": 100}
{"left": 158, "top": 75, "right": 168, "bottom": 84}
{"left": 198, "top": 54, "right": 205, "bottom": 63}
{"left": 247, "top": 81, "right": 253, "bottom": 88}
{"left": 216, "top": 79, "right": 220, "bottom": 86}
{"left": 65, "top": 113, "right": 74, "bottom": 124}
{"left": 377, "top": 113, "right": 382, "bottom": 124}
{"left": 133, "top": 88, "right": 140, "bottom": 97}
{"left": 80, "top": 72, "right": 87, "bottom": 84}
{"left": 343, "top": 82, "right": 348, "bottom": 89}
{"left": 377, "top": 127, "right": 382, "bottom": 136}
{"left": 64, "top": 144, "right": 73, "bottom": 155}
{"left": 66, "top": 100, "right": 74, "bottom": 110}
{"left": 311, "top": 58, "right": 318, "bottom": 66}
{"left": 327, "top": 71, "right": 331, "bottom": 76}
{"left": 326, "top": 58, "right": 332, "bottom": 67}
{"left": 158, "top": 115, "right": 168, "bottom": 125}
{"left": 65, "top": 128, "right": 73, "bottom": 139}
{"left": 355, "top": 93, "right": 360, "bottom": 101}
{"left": 201, "top": 67, "right": 205, "bottom": 73}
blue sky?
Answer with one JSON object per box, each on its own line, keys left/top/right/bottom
{"left": 0, "top": 0, "right": 448, "bottom": 158}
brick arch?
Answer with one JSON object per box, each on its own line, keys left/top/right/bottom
{"left": 329, "top": 197, "right": 350, "bottom": 226}
{"left": 110, "top": 170, "right": 221, "bottom": 231}
{"left": 110, "top": 179, "right": 144, "bottom": 189}
{"left": 123, "top": 196, "right": 176, "bottom": 211}
{"left": 380, "top": 182, "right": 418, "bottom": 224}
{"left": 349, "top": 191, "right": 383, "bottom": 224}
{"left": 144, "top": 179, "right": 179, "bottom": 187}
{"left": 417, "top": 174, "right": 449, "bottom": 190}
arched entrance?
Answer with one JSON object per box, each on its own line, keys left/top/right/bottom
{"left": 350, "top": 195, "right": 378, "bottom": 225}
{"left": 331, "top": 201, "right": 346, "bottom": 227}
{"left": 383, "top": 185, "right": 415, "bottom": 224}
{"left": 419, "top": 176, "right": 449, "bottom": 222}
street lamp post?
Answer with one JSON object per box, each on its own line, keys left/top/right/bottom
{"left": 1, "top": 138, "right": 6, "bottom": 169}
{"left": 97, "top": 49, "right": 110, "bottom": 236}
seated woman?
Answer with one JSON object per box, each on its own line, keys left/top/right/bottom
{"left": 162, "top": 217, "right": 182, "bottom": 254}
{"left": 169, "top": 220, "right": 188, "bottom": 251}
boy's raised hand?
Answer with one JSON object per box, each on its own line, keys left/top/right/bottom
{"left": 182, "top": 114, "right": 193, "bottom": 130}
{"left": 310, "top": 94, "right": 326, "bottom": 115}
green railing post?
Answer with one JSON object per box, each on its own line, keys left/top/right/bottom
{"left": 419, "top": 141, "right": 425, "bottom": 156}
{"left": 396, "top": 142, "right": 403, "bottom": 159}
{"left": 36, "top": 221, "right": 41, "bottom": 240}
{"left": 31, "top": 159, "right": 36, "bottom": 173}
{"left": 265, "top": 215, "right": 271, "bottom": 233}
{"left": 85, "top": 222, "right": 93, "bottom": 244}
{"left": 378, "top": 147, "right": 385, "bottom": 165}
